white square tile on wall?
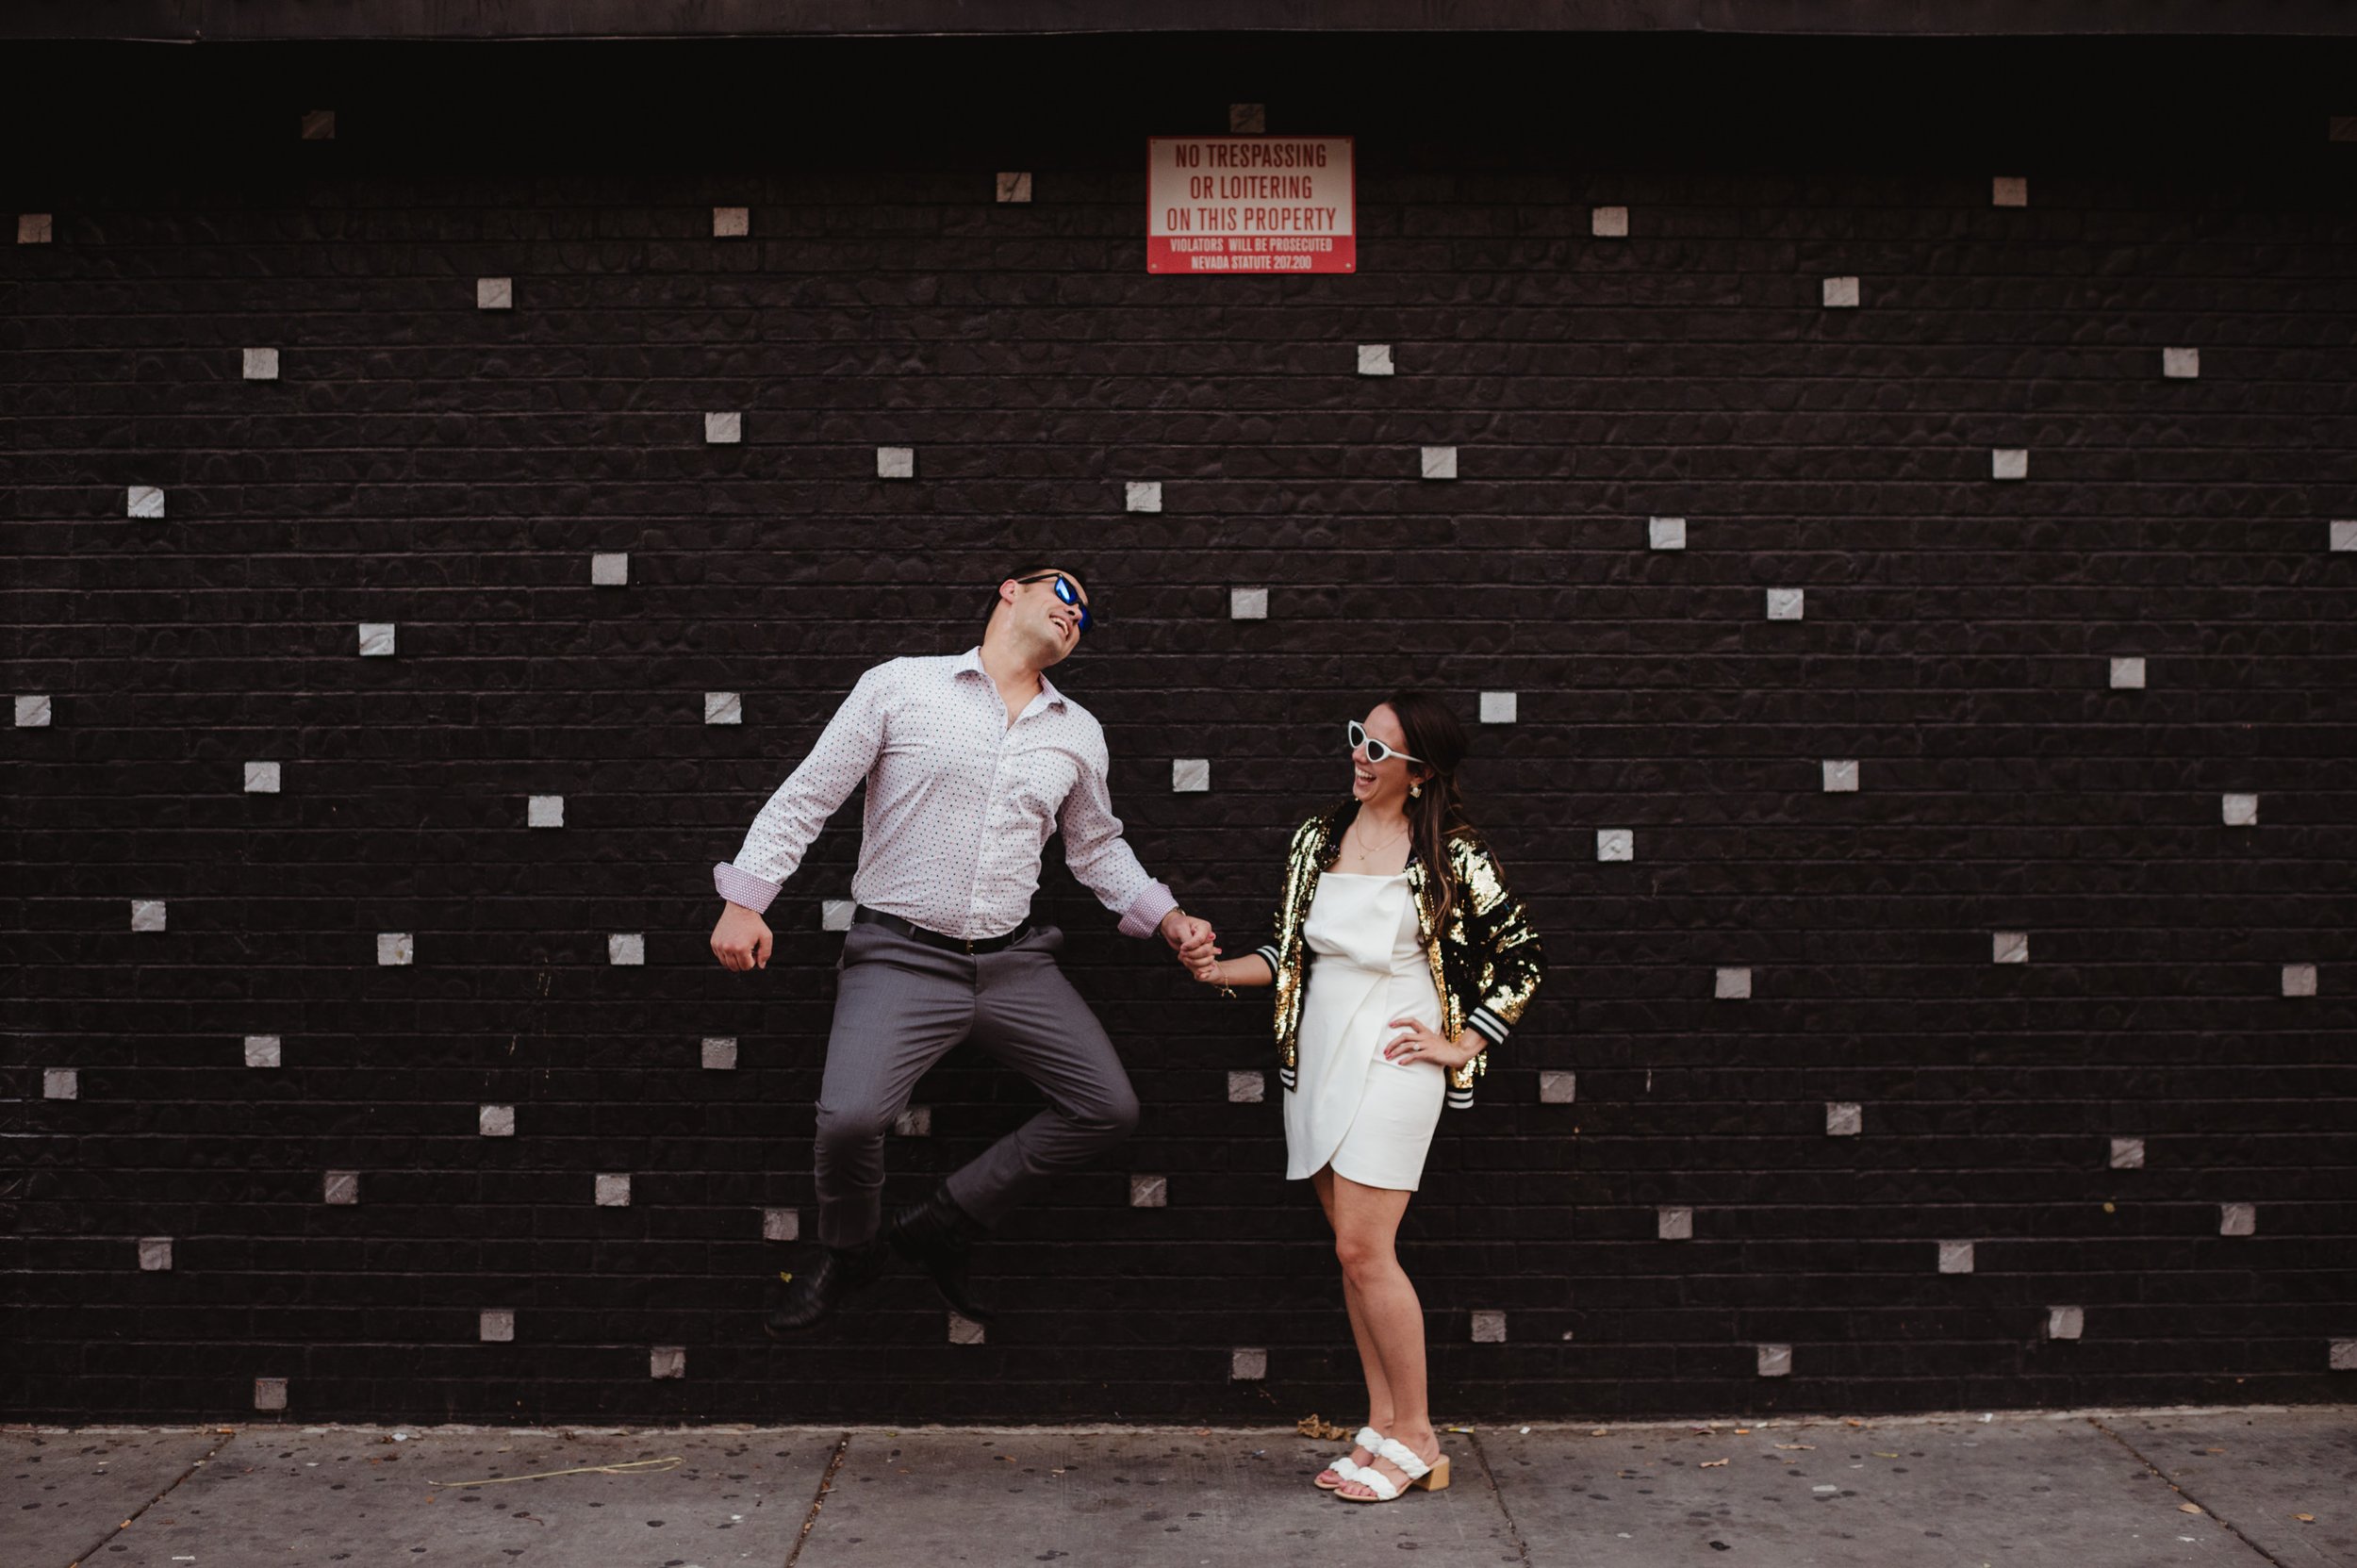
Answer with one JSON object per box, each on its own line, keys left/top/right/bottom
{"left": 995, "top": 172, "right": 1032, "bottom": 204}
{"left": 1478, "top": 691, "right": 1517, "bottom": 724}
{"left": 713, "top": 206, "right": 750, "bottom": 237}
{"left": 1357, "top": 343, "right": 1393, "bottom": 376}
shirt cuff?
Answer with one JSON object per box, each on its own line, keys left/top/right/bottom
{"left": 713, "top": 862, "right": 782, "bottom": 915}
{"left": 1118, "top": 881, "right": 1180, "bottom": 940}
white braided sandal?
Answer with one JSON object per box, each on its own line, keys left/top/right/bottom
{"left": 1334, "top": 1435, "right": 1451, "bottom": 1504}
{"left": 1313, "top": 1426, "right": 1387, "bottom": 1491}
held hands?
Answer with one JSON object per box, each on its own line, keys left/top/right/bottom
{"left": 710, "top": 902, "right": 774, "bottom": 972}
{"left": 1160, "top": 909, "right": 1225, "bottom": 982}
{"left": 1383, "top": 1017, "right": 1479, "bottom": 1070}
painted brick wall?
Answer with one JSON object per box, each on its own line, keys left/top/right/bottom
{"left": 8, "top": 34, "right": 2356, "bottom": 1425}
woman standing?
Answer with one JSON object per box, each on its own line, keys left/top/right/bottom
{"left": 1188, "top": 692, "right": 1545, "bottom": 1505}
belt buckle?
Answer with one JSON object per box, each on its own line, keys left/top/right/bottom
{"left": 963, "top": 936, "right": 977, "bottom": 954}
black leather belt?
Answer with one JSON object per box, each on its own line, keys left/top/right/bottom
{"left": 852, "top": 906, "right": 1031, "bottom": 955}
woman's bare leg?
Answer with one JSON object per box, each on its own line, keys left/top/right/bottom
{"left": 1311, "top": 1165, "right": 1393, "bottom": 1474}
{"left": 1327, "top": 1174, "right": 1440, "bottom": 1499}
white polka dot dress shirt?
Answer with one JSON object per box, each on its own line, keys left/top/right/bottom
{"left": 714, "top": 649, "right": 1179, "bottom": 942}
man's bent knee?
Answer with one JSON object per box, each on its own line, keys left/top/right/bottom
{"left": 814, "top": 1101, "right": 895, "bottom": 1155}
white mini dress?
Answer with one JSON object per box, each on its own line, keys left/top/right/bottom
{"left": 1282, "top": 870, "right": 1449, "bottom": 1192}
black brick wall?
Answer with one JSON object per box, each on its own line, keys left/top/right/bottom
{"left": 8, "top": 33, "right": 2356, "bottom": 1425}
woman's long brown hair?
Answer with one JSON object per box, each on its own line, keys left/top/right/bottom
{"left": 1382, "top": 690, "right": 1482, "bottom": 933}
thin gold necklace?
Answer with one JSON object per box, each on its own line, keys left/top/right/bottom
{"left": 1348, "top": 815, "right": 1409, "bottom": 860}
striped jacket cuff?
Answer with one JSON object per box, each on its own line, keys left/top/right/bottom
{"left": 1464, "top": 1006, "right": 1511, "bottom": 1048}
{"left": 1445, "top": 1082, "right": 1475, "bottom": 1112}
{"left": 1253, "top": 944, "right": 1282, "bottom": 974}
{"left": 1278, "top": 1065, "right": 1298, "bottom": 1093}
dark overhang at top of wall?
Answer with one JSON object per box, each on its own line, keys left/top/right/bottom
{"left": 8, "top": 0, "right": 2357, "bottom": 40}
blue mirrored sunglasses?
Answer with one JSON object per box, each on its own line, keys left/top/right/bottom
{"left": 1015, "top": 571, "right": 1092, "bottom": 633}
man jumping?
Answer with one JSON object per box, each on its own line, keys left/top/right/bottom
{"left": 709, "top": 566, "right": 1214, "bottom": 1334}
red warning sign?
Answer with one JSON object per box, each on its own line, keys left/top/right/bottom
{"left": 1147, "top": 136, "right": 1356, "bottom": 274}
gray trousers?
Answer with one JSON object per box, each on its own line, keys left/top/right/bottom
{"left": 812, "top": 918, "right": 1141, "bottom": 1249}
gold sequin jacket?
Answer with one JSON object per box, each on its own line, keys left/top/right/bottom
{"left": 1247, "top": 801, "right": 1546, "bottom": 1110}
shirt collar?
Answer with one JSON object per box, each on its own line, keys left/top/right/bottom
{"left": 954, "top": 646, "right": 1065, "bottom": 710}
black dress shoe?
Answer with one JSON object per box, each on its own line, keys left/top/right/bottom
{"left": 887, "top": 1185, "right": 995, "bottom": 1322}
{"left": 763, "top": 1242, "right": 887, "bottom": 1338}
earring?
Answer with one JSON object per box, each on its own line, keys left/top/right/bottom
{"left": 1409, "top": 783, "right": 1423, "bottom": 800}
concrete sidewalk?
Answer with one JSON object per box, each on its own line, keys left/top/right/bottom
{"left": 8, "top": 1406, "right": 2351, "bottom": 1568}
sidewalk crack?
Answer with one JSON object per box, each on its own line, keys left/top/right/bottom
{"left": 64, "top": 1426, "right": 241, "bottom": 1568}
{"left": 783, "top": 1429, "right": 850, "bottom": 1568}
{"left": 2088, "top": 1415, "right": 2284, "bottom": 1568}
{"left": 1461, "top": 1428, "right": 1533, "bottom": 1567}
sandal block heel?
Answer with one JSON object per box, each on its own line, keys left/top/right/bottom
{"left": 1416, "top": 1456, "right": 1450, "bottom": 1493}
